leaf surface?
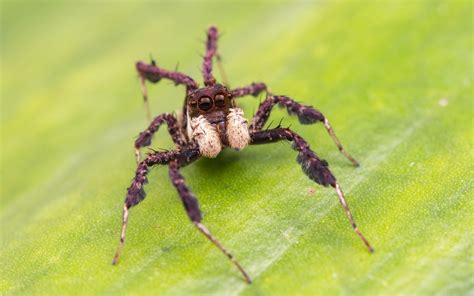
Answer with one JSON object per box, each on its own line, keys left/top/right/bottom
{"left": 1, "top": 1, "right": 472, "bottom": 295}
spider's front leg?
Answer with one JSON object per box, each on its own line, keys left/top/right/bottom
{"left": 112, "top": 146, "right": 200, "bottom": 265}
{"left": 250, "top": 128, "right": 374, "bottom": 253}
{"left": 112, "top": 146, "right": 251, "bottom": 283}
{"left": 168, "top": 159, "right": 252, "bottom": 283}
{"left": 251, "top": 95, "right": 360, "bottom": 167}
{"left": 136, "top": 61, "right": 198, "bottom": 120}
{"left": 134, "top": 113, "right": 187, "bottom": 163}
{"left": 202, "top": 25, "right": 229, "bottom": 87}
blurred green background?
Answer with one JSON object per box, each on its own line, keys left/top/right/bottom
{"left": 1, "top": 1, "right": 472, "bottom": 295}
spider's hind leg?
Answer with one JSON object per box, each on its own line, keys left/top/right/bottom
{"left": 168, "top": 159, "right": 252, "bottom": 283}
{"left": 250, "top": 128, "right": 374, "bottom": 253}
{"left": 251, "top": 95, "right": 359, "bottom": 167}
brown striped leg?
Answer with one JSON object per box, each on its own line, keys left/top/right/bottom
{"left": 112, "top": 147, "right": 201, "bottom": 266}
{"left": 202, "top": 26, "right": 231, "bottom": 87}
{"left": 202, "top": 26, "right": 218, "bottom": 86}
{"left": 168, "top": 159, "right": 252, "bottom": 283}
{"left": 136, "top": 61, "right": 198, "bottom": 121}
{"left": 250, "top": 95, "right": 359, "bottom": 167}
{"left": 134, "top": 113, "right": 187, "bottom": 163}
{"left": 231, "top": 82, "right": 269, "bottom": 98}
{"left": 250, "top": 128, "right": 374, "bottom": 253}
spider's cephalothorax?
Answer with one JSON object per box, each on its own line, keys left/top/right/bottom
{"left": 186, "top": 84, "right": 250, "bottom": 157}
{"left": 113, "top": 25, "right": 373, "bottom": 284}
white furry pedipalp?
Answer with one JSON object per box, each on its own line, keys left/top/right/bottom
{"left": 226, "top": 108, "right": 250, "bottom": 151}
{"left": 191, "top": 115, "right": 222, "bottom": 158}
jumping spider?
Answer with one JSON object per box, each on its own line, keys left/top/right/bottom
{"left": 112, "top": 26, "right": 373, "bottom": 283}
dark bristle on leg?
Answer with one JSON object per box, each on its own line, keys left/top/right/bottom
{"left": 134, "top": 113, "right": 187, "bottom": 163}
{"left": 202, "top": 26, "right": 218, "bottom": 86}
{"left": 231, "top": 82, "right": 269, "bottom": 98}
{"left": 135, "top": 61, "right": 198, "bottom": 121}
{"left": 168, "top": 160, "right": 252, "bottom": 283}
{"left": 136, "top": 62, "right": 198, "bottom": 90}
{"left": 250, "top": 95, "right": 360, "bottom": 167}
{"left": 112, "top": 147, "right": 200, "bottom": 265}
{"left": 250, "top": 128, "right": 373, "bottom": 253}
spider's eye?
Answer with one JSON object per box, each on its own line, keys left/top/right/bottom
{"left": 214, "top": 94, "right": 225, "bottom": 107}
{"left": 198, "top": 97, "right": 213, "bottom": 111}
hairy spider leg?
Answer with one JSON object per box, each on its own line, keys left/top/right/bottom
{"left": 250, "top": 128, "right": 374, "bottom": 253}
{"left": 134, "top": 113, "right": 188, "bottom": 163}
{"left": 231, "top": 82, "right": 269, "bottom": 98}
{"left": 202, "top": 25, "right": 232, "bottom": 87}
{"left": 250, "top": 95, "right": 360, "bottom": 167}
{"left": 136, "top": 61, "right": 198, "bottom": 121}
{"left": 204, "top": 26, "right": 230, "bottom": 87}
{"left": 112, "top": 147, "right": 201, "bottom": 266}
{"left": 168, "top": 159, "right": 252, "bottom": 283}
{"left": 202, "top": 26, "right": 218, "bottom": 86}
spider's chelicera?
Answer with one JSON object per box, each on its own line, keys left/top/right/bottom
{"left": 112, "top": 26, "right": 373, "bottom": 283}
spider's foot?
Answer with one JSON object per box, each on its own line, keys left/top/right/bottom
{"left": 111, "top": 255, "right": 119, "bottom": 265}
{"left": 135, "top": 148, "right": 141, "bottom": 164}
{"left": 242, "top": 270, "right": 253, "bottom": 284}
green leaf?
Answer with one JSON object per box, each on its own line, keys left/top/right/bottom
{"left": 1, "top": 1, "right": 472, "bottom": 295}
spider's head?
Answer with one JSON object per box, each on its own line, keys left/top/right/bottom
{"left": 186, "top": 84, "right": 250, "bottom": 158}
{"left": 187, "top": 84, "right": 233, "bottom": 119}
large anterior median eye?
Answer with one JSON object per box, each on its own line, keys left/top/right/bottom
{"left": 214, "top": 94, "right": 225, "bottom": 107}
{"left": 198, "top": 97, "right": 213, "bottom": 111}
